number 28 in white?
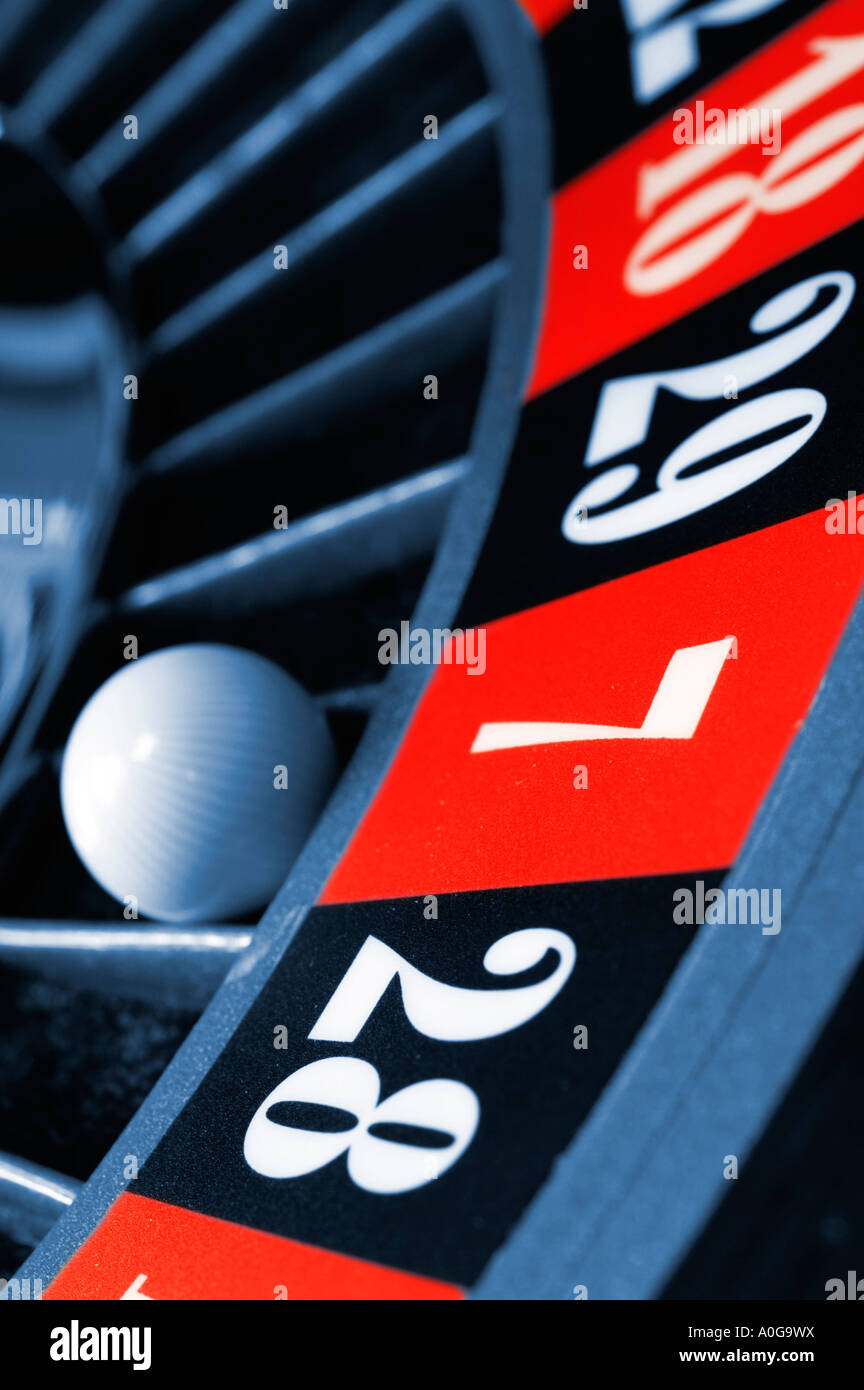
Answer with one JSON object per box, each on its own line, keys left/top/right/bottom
{"left": 244, "top": 929, "right": 575, "bottom": 1194}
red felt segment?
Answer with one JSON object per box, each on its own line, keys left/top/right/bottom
{"left": 516, "top": 0, "right": 576, "bottom": 35}
{"left": 322, "top": 508, "right": 864, "bottom": 903}
{"left": 528, "top": 0, "right": 864, "bottom": 399}
{"left": 44, "top": 1193, "right": 463, "bottom": 1301}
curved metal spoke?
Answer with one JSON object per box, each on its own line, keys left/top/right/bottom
{"left": 145, "top": 261, "right": 501, "bottom": 475}
{"left": 0, "top": 922, "right": 252, "bottom": 1009}
{"left": 117, "top": 460, "right": 465, "bottom": 615}
{"left": 0, "top": 1152, "right": 82, "bottom": 1251}
{"left": 143, "top": 96, "right": 498, "bottom": 355}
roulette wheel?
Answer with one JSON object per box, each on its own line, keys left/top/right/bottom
{"left": 1, "top": 0, "right": 863, "bottom": 1305}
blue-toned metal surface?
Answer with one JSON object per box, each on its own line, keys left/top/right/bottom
{"left": 14, "top": 0, "right": 552, "bottom": 1287}
{"left": 0, "top": 107, "right": 131, "bottom": 814}
{"left": 0, "top": 1151, "right": 81, "bottom": 1250}
{"left": 6, "top": 0, "right": 863, "bottom": 1302}
{"left": 475, "top": 590, "right": 864, "bottom": 1299}
{"left": 0, "top": 922, "right": 250, "bottom": 1009}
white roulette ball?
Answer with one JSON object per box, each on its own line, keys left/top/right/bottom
{"left": 60, "top": 644, "right": 337, "bottom": 922}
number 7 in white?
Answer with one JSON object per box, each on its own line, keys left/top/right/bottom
{"left": 471, "top": 636, "right": 734, "bottom": 754}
